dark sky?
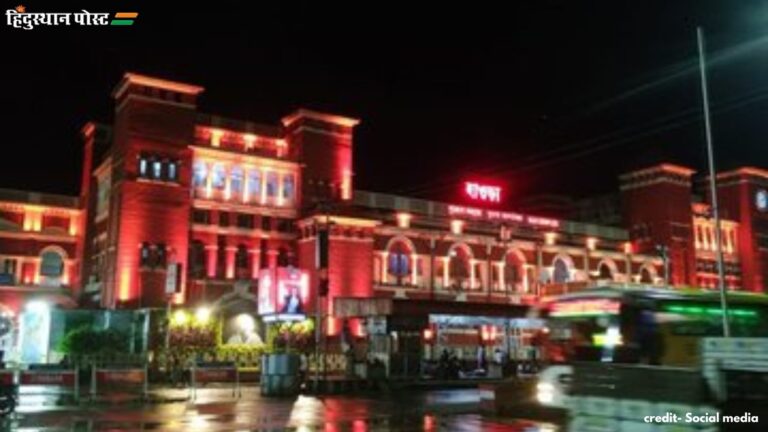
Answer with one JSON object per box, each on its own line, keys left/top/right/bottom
{"left": 3, "top": 1, "right": 768, "bottom": 204}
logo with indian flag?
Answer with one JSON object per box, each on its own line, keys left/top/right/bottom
{"left": 6, "top": 6, "right": 140, "bottom": 30}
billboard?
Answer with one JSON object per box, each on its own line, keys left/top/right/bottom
{"left": 258, "top": 267, "right": 309, "bottom": 319}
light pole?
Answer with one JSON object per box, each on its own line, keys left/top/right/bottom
{"left": 697, "top": 26, "right": 730, "bottom": 337}
{"left": 655, "top": 244, "right": 670, "bottom": 286}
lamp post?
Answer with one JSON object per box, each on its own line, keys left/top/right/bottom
{"left": 655, "top": 244, "right": 670, "bottom": 286}
{"left": 697, "top": 26, "right": 730, "bottom": 337}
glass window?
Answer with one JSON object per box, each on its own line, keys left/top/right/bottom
{"left": 219, "top": 212, "right": 230, "bottom": 227}
{"left": 192, "top": 209, "right": 210, "bottom": 224}
{"left": 193, "top": 161, "right": 207, "bottom": 187}
{"left": 231, "top": 166, "right": 244, "bottom": 193}
{"left": 138, "top": 157, "right": 148, "bottom": 177}
{"left": 139, "top": 242, "right": 151, "bottom": 267}
{"left": 152, "top": 159, "right": 162, "bottom": 179}
{"left": 248, "top": 170, "right": 261, "bottom": 200}
{"left": 167, "top": 161, "right": 178, "bottom": 182}
{"left": 236, "top": 213, "right": 254, "bottom": 229}
{"left": 156, "top": 243, "right": 167, "bottom": 268}
{"left": 211, "top": 163, "right": 226, "bottom": 189}
{"left": 266, "top": 172, "right": 278, "bottom": 197}
{"left": 283, "top": 173, "right": 295, "bottom": 200}
{"left": 39, "top": 251, "right": 64, "bottom": 277}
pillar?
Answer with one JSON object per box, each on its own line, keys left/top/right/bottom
{"left": 225, "top": 246, "right": 237, "bottom": 279}
{"left": 411, "top": 254, "right": 419, "bottom": 286}
{"left": 250, "top": 249, "right": 261, "bottom": 279}
{"left": 205, "top": 245, "right": 218, "bottom": 278}
{"left": 442, "top": 257, "right": 449, "bottom": 288}
{"left": 380, "top": 251, "right": 389, "bottom": 284}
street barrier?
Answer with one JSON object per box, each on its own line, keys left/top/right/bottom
{"left": 19, "top": 366, "right": 80, "bottom": 402}
{"left": 190, "top": 361, "right": 240, "bottom": 400}
{"left": 90, "top": 365, "right": 148, "bottom": 400}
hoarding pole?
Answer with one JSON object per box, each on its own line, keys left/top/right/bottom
{"left": 697, "top": 26, "right": 730, "bottom": 337}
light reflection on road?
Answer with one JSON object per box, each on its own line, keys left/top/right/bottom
{"left": 6, "top": 387, "right": 559, "bottom": 431}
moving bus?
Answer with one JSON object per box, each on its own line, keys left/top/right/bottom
{"left": 534, "top": 286, "right": 768, "bottom": 407}
{"left": 539, "top": 286, "right": 768, "bottom": 367}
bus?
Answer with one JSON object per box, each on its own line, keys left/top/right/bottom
{"left": 533, "top": 286, "right": 768, "bottom": 407}
{"left": 539, "top": 286, "right": 768, "bottom": 367}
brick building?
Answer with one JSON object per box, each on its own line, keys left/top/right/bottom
{"left": 3, "top": 72, "right": 765, "bottom": 335}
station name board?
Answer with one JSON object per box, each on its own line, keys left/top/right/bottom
{"left": 464, "top": 181, "right": 502, "bottom": 204}
{"left": 447, "top": 205, "right": 560, "bottom": 229}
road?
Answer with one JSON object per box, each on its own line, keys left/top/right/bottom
{"left": 4, "top": 387, "right": 560, "bottom": 431}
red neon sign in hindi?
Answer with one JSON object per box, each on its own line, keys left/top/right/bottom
{"left": 464, "top": 181, "right": 502, "bottom": 204}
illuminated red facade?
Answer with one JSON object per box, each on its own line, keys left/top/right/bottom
{"left": 4, "top": 72, "right": 766, "bottom": 321}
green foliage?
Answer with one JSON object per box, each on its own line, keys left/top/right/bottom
{"left": 57, "top": 326, "right": 129, "bottom": 356}
{"left": 270, "top": 319, "right": 315, "bottom": 354}
{"left": 214, "top": 344, "right": 267, "bottom": 368}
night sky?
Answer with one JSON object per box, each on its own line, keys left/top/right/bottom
{"left": 3, "top": 1, "right": 768, "bottom": 204}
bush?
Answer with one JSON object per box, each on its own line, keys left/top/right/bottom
{"left": 57, "top": 327, "right": 130, "bottom": 356}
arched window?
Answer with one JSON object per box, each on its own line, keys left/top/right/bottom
{"left": 387, "top": 241, "right": 411, "bottom": 285}
{"left": 504, "top": 251, "right": 524, "bottom": 292}
{"left": 640, "top": 267, "right": 653, "bottom": 284}
{"left": 449, "top": 245, "right": 471, "bottom": 289}
{"left": 247, "top": 170, "right": 261, "bottom": 201}
{"left": 39, "top": 250, "right": 64, "bottom": 277}
{"left": 598, "top": 262, "right": 614, "bottom": 280}
{"left": 553, "top": 257, "right": 570, "bottom": 283}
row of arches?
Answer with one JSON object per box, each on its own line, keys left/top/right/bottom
{"left": 376, "top": 236, "right": 658, "bottom": 291}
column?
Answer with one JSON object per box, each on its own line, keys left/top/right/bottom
{"left": 223, "top": 164, "right": 232, "bottom": 201}
{"left": 249, "top": 249, "right": 261, "bottom": 279}
{"left": 522, "top": 264, "right": 531, "bottom": 293}
{"left": 260, "top": 169, "right": 268, "bottom": 205}
{"left": 205, "top": 245, "right": 218, "bottom": 278}
{"left": 497, "top": 262, "right": 506, "bottom": 292}
{"left": 225, "top": 246, "right": 237, "bottom": 279}
{"left": 267, "top": 249, "right": 278, "bottom": 269}
{"left": 470, "top": 259, "right": 476, "bottom": 289}
{"left": 380, "top": 251, "right": 388, "bottom": 284}
{"left": 411, "top": 254, "right": 419, "bottom": 286}
{"left": 277, "top": 171, "right": 285, "bottom": 207}
{"left": 442, "top": 257, "right": 449, "bottom": 289}
{"left": 242, "top": 168, "right": 250, "bottom": 203}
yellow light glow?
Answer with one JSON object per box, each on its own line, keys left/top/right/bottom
{"left": 172, "top": 310, "right": 189, "bottom": 326}
{"left": 586, "top": 237, "right": 598, "bottom": 251}
{"left": 195, "top": 307, "right": 211, "bottom": 324}
{"left": 545, "top": 232, "right": 557, "bottom": 246}
{"left": 450, "top": 219, "right": 464, "bottom": 235}
{"left": 396, "top": 212, "right": 412, "bottom": 229}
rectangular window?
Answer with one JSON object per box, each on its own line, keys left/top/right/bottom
{"left": 219, "top": 211, "right": 230, "bottom": 227}
{"left": 276, "top": 218, "right": 292, "bottom": 233}
{"left": 211, "top": 163, "right": 226, "bottom": 189}
{"left": 266, "top": 172, "right": 278, "bottom": 197}
{"left": 193, "top": 161, "right": 207, "bottom": 187}
{"left": 236, "top": 213, "right": 254, "bottom": 229}
{"left": 152, "top": 160, "right": 162, "bottom": 179}
{"left": 283, "top": 173, "right": 295, "bottom": 200}
{"left": 261, "top": 216, "right": 272, "bottom": 231}
{"left": 192, "top": 209, "right": 210, "bottom": 224}
{"left": 167, "top": 161, "right": 178, "bottom": 182}
{"left": 138, "top": 157, "right": 148, "bottom": 177}
{"left": 248, "top": 170, "right": 261, "bottom": 200}
{"left": 231, "top": 167, "right": 244, "bottom": 194}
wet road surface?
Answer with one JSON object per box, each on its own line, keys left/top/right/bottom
{"left": 4, "top": 387, "right": 559, "bottom": 431}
